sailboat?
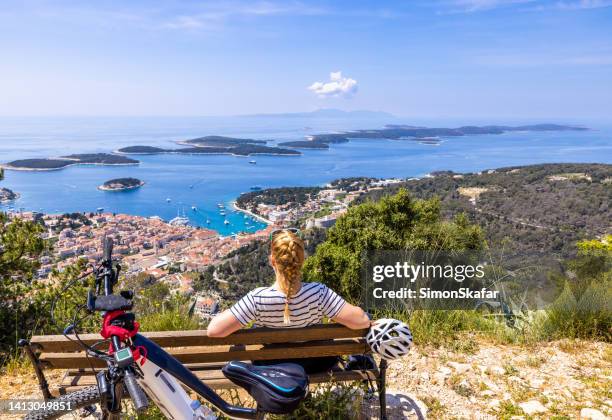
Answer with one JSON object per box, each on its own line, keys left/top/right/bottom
{"left": 169, "top": 209, "right": 189, "bottom": 226}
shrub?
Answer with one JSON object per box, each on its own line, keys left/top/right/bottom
{"left": 138, "top": 295, "right": 202, "bottom": 332}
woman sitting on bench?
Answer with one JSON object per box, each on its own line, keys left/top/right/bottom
{"left": 207, "top": 228, "right": 372, "bottom": 372}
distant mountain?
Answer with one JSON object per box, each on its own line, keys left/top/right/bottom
{"left": 244, "top": 108, "right": 397, "bottom": 119}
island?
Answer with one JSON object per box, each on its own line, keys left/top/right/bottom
{"left": 300, "top": 124, "right": 588, "bottom": 147}
{"left": 0, "top": 187, "right": 19, "bottom": 202}
{"left": 277, "top": 140, "right": 330, "bottom": 149}
{"left": 117, "top": 135, "right": 301, "bottom": 156}
{"left": 3, "top": 153, "right": 140, "bottom": 171}
{"left": 98, "top": 177, "right": 145, "bottom": 191}
{"left": 4, "top": 123, "right": 588, "bottom": 170}
{"left": 177, "top": 135, "right": 267, "bottom": 147}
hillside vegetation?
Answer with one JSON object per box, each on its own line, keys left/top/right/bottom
{"left": 358, "top": 163, "right": 611, "bottom": 257}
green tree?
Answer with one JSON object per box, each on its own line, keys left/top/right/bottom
{"left": 302, "top": 189, "right": 484, "bottom": 303}
{"left": 0, "top": 213, "right": 46, "bottom": 353}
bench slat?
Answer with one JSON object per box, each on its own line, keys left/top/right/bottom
{"left": 59, "top": 369, "right": 378, "bottom": 394}
{"left": 31, "top": 325, "right": 367, "bottom": 353}
{"left": 65, "top": 362, "right": 230, "bottom": 376}
{"left": 40, "top": 339, "right": 369, "bottom": 369}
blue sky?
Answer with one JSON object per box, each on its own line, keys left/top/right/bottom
{"left": 1, "top": 0, "right": 611, "bottom": 119}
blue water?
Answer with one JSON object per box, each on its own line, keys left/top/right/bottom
{"left": 1, "top": 116, "right": 610, "bottom": 236}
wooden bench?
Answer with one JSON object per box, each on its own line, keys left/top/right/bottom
{"left": 21, "top": 324, "right": 388, "bottom": 418}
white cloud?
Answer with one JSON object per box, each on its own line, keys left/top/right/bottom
{"left": 308, "top": 72, "right": 358, "bottom": 98}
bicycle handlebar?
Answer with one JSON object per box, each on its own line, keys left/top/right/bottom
{"left": 94, "top": 231, "right": 257, "bottom": 419}
{"left": 103, "top": 237, "right": 113, "bottom": 262}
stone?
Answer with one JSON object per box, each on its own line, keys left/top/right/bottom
{"left": 432, "top": 373, "right": 447, "bottom": 385}
{"left": 528, "top": 377, "right": 545, "bottom": 389}
{"left": 488, "top": 399, "right": 501, "bottom": 409}
{"left": 487, "top": 365, "right": 505, "bottom": 376}
{"left": 519, "top": 400, "right": 548, "bottom": 415}
{"left": 482, "top": 378, "right": 500, "bottom": 392}
{"left": 438, "top": 366, "right": 452, "bottom": 376}
{"left": 580, "top": 408, "right": 606, "bottom": 420}
{"left": 448, "top": 361, "right": 471, "bottom": 374}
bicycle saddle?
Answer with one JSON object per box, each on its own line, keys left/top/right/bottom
{"left": 222, "top": 361, "right": 308, "bottom": 414}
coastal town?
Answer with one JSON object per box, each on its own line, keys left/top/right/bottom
{"left": 5, "top": 177, "right": 404, "bottom": 320}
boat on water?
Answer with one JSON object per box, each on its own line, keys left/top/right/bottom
{"left": 220, "top": 211, "right": 226, "bottom": 216}
{"left": 191, "top": 206, "right": 197, "bottom": 211}
{"left": 166, "top": 198, "right": 171, "bottom": 203}
{"left": 206, "top": 219, "right": 211, "bottom": 224}
{"left": 169, "top": 216, "right": 189, "bottom": 226}
{"left": 169, "top": 209, "right": 189, "bottom": 226}
{"left": 249, "top": 160, "right": 256, "bottom": 164}
{"left": 217, "top": 203, "right": 225, "bottom": 208}
{"left": 224, "top": 220, "right": 230, "bottom": 225}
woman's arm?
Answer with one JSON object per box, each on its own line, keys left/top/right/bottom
{"left": 332, "top": 303, "right": 371, "bottom": 330}
{"left": 207, "top": 309, "right": 243, "bottom": 337}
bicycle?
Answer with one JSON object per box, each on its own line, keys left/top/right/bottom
{"left": 23, "top": 238, "right": 308, "bottom": 420}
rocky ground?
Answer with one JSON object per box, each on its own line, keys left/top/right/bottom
{"left": 376, "top": 338, "right": 611, "bottom": 419}
{"left": 2, "top": 338, "right": 610, "bottom": 419}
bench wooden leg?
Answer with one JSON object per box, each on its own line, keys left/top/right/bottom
{"left": 18, "top": 339, "right": 52, "bottom": 401}
{"left": 377, "top": 359, "right": 388, "bottom": 420}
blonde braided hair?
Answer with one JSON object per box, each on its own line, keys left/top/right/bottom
{"left": 270, "top": 230, "right": 305, "bottom": 325}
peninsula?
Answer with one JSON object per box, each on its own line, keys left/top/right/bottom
{"left": 3, "top": 153, "right": 139, "bottom": 171}
{"left": 98, "top": 177, "right": 145, "bottom": 191}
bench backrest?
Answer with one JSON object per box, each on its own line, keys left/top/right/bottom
{"left": 31, "top": 324, "right": 370, "bottom": 369}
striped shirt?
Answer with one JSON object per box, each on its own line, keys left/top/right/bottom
{"left": 229, "top": 282, "right": 347, "bottom": 328}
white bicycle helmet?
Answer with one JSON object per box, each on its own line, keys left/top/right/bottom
{"left": 366, "top": 318, "right": 413, "bottom": 360}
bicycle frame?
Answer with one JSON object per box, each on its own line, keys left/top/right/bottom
{"left": 131, "top": 334, "right": 257, "bottom": 419}
{"left": 94, "top": 238, "right": 258, "bottom": 420}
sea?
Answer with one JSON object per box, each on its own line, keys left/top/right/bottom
{"left": 0, "top": 115, "right": 610, "bottom": 236}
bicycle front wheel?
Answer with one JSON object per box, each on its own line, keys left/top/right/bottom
{"left": 23, "top": 386, "right": 100, "bottom": 420}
